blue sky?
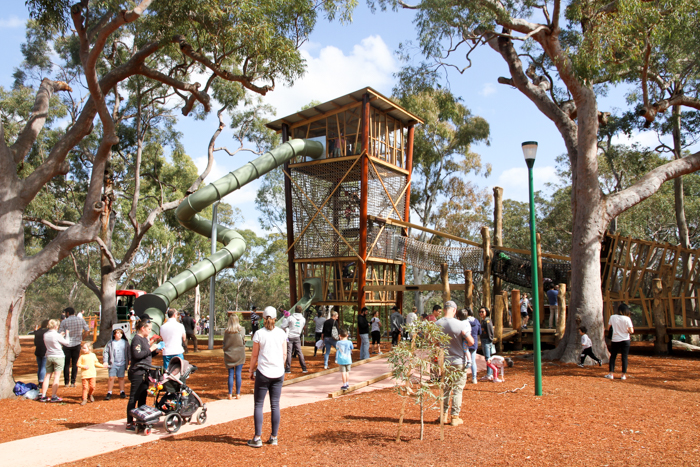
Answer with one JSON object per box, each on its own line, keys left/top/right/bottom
{"left": 0, "top": 3, "right": 675, "bottom": 235}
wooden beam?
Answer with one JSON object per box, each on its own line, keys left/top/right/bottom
{"left": 493, "top": 186, "right": 504, "bottom": 297}
{"left": 369, "top": 155, "right": 409, "bottom": 175}
{"left": 290, "top": 154, "right": 360, "bottom": 169}
{"left": 328, "top": 372, "right": 392, "bottom": 398}
{"left": 289, "top": 100, "right": 365, "bottom": 131}
{"left": 283, "top": 353, "right": 387, "bottom": 386}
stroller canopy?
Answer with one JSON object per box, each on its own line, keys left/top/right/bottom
{"left": 166, "top": 356, "right": 192, "bottom": 380}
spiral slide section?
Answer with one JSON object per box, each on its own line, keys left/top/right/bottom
{"left": 133, "top": 139, "right": 324, "bottom": 334}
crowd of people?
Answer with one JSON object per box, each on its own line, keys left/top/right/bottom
{"left": 30, "top": 297, "right": 633, "bottom": 446}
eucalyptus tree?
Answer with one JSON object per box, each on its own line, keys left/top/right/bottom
{"left": 0, "top": 0, "right": 354, "bottom": 397}
{"left": 376, "top": 0, "right": 700, "bottom": 362}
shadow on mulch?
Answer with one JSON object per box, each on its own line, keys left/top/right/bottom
{"left": 162, "top": 434, "right": 249, "bottom": 446}
{"left": 344, "top": 414, "right": 426, "bottom": 425}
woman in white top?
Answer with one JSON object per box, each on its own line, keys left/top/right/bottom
{"left": 248, "top": 306, "right": 287, "bottom": 448}
{"left": 605, "top": 303, "right": 634, "bottom": 380}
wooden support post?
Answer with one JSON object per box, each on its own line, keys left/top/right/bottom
{"left": 493, "top": 187, "right": 504, "bottom": 296}
{"left": 358, "top": 93, "right": 370, "bottom": 310}
{"left": 652, "top": 278, "right": 669, "bottom": 355}
{"left": 555, "top": 283, "right": 567, "bottom": 345}
{"left": 397, "top": 124, "right": 415, "bottom": 311}
{"left": 536, "top": 232, "right": 545, "bottom": 327}
{"left": 481, "top": 226, "right": 492, "bottom": 310}
{"left": 441, "top": 263, "right": 450, "bottom": 302}
{"left": 493, "top": 294, "right": 504, "bottom": 352}
{"left": 502, "top": 290, "right": 510, "bottom": 327}
{"left": 511, "top": 289, "right": 522, "bottom": 350}
{"left": 465, "top": 270, "right": 473, "bottom": 310}
{"left": 282, "top": 123, "right": 298, "bottom": 304}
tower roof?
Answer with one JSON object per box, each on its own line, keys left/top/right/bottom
{"left": 265, "top": 86, "right": 423, "bottom": 133}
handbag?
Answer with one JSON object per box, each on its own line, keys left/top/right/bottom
{"left": 331, "top": 323, "right": 339, "bottom": 340}
{"left": 490, "top": 343, "right": 497, "bottom": 355}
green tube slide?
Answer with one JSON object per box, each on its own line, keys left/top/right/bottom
{"left": 134, "top": 139, "right": 324, "bottom": 334}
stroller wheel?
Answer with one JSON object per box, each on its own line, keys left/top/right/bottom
{"left": 164, "top": 412, "right": 183, "bottom": 434}
{"left": 143, "top": 427, "right": 152, "bottom": 436}
{"left": 197, "top": 410, "right": 207, "bottom": 425}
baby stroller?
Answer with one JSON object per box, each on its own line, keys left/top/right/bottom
{"left": 129, "top": 356, "right": 207, "bottom": 435}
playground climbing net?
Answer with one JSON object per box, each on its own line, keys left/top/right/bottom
{"left": 492, "top": 249, "right": 571, "bottom": 289}
{"left": 391, "top": 236, "right": 484, "bottom": 273}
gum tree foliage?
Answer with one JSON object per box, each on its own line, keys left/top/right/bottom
{"left": 0, "top": 0, "right": 355, "bottom": 398}
{"left": 388, "top": 319, "right": 466, "bottom": 441}
{"left": 375, "top": 0, "right": 700, "bottom": 362}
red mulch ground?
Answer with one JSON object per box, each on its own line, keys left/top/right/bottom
{"left": 61, "top": 344, "right": 700, "bottom": 466}
{"left": 2, "top": 338, "right": 332, "bottom": 443}
{"left": 8, "top": 340, "right": 700, "bottom": 466}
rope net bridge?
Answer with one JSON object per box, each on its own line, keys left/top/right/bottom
{"left": 492, "top": 249, "right": 571, "bottom": 289}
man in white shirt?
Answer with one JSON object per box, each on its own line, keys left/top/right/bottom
{"left": 405, "top": 306, "right": 418, "bottom": 340}
{"left": 160, "top": 308, "right": 186, "bottom": 369}
{"left": 283, "top": 305, "right": 308, "bottom": 373}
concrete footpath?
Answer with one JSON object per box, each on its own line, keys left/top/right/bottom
{"left": 2, "top": 358, "right": 395, "bottom": 467}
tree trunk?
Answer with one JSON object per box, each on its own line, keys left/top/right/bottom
{"left": 414, "top": 268, "right": 425, "bottom": 316}
{"left": 194, "top": 283, "right": 201, "bottom": 324}
{"left": 95, "top": 274, "right": 118, "bottom": 347}
{"left": 547, "top": 93, "right": 609, "bottom": 363}
{"left": 0, "top": 289, "right": 24, "bottom": 399}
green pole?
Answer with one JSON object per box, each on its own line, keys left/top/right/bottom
{"left": 526, "top": 159, "right": 543, "bottom": 396}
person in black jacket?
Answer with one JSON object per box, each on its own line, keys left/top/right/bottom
{"left": 33, "top": 319, "right": 50, "bottom": 387}
{"left": 125, "top": 318, "right": 159, "bottom": 432}
{"left": 321, "top": 310, "right": 339, "bottom": 369}
{"left": 357, "top": 307, "right": 370, "bottom": 360}
{"left": 181, "top": 312, "right": 198, "bottom": 353}
{"left": 479, "top": 307, "right": 495, "bottom": 381}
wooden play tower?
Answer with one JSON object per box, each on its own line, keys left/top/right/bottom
{"left": 266, "top": 87, "right": 423, "bottom": 313}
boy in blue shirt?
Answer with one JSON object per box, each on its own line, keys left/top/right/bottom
{"left": 335, "top": 328, "right": 354, "bottom": 390}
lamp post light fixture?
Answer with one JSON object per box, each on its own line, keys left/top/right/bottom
{"left": 522, "top": 141, "right": 543, "bottom": 396}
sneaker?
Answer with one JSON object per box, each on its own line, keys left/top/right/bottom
{"left": 378, "top": 351, "right": 383, "bottom": 354}
{"left": 450, "top": 416, "right": 464, "bottom": 426}
{"left": 621, "top": 375, "right": 627, "bottom": 380}
{"left": 70, "top": 383, "right": 75, "bottom": 388}
{"left": 437, "top": 414, "right": 448, "bottom": 424}
{"left": 341, "top": 384, "right": 349, "bottom": 390}
{"left": 267, "top": 437, "right": 278, "bottom": 446}
{"left": 105, "top": 393, "right": 112, "bottom": 401}
{"left": 324, "top": 366, "right": 328, "bottom": 370}
{"left": 493, "top": 378, "right": 504, "bottom": 383}
{"left": 285, "top": 370, "right": 292, "bottom": 374}
{"left": 80, "top": 400, "right": 87, "bottom": 406}
{"left": 38, "top": 395, "right": 49, "bottom": 402}
{"left": 604, "top": 374, "right": 614, "bottom": 380}
{"left": 480, "top": 375, "right": 492, "bottom": 382}
{"left": 89, "top": 395, "right": 94, "bottom": 402}
{"left": 50, "top": 396, "right": 63, "bottom": 403}
{"left": 472, "top": 379, "right": 477, "bottom": 385}
{"left": 302, "top": 370, "right": 308, "bottom": 374}
{"left": 598, "top": 360, "right": 602, "bottom": 367}
{"left": 577, "top": 364, "right": 585, "bottom": 368}
{"left": 120, "top": 391, "right": 126, "bottom": 399}
{"left": 247, "top": 438, "right": 263, "bottom": 448}
{"left": 125, "top": 424, "right": 136, "bottom": 432}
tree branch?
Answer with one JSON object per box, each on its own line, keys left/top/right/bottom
{"left": 9, "top": 78, "right": 73, "bottom": 164}
{"left": 173, "top": 35, "right": 274, "bottom": 95}
{"left": 138, "top": 64, "right": 211, "bottom": 114}
{"left": 70, "top": 251, "right": 101, "bottom": 296}
{"left": 607, "top": 150, "right": 700, "bottom": 219}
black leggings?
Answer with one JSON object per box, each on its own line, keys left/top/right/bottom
{"left": 371, "top": 331, "right": 381, "bottom": 345}
{"left": 126, "top": 372, "right": 149, "bottom": 424}
{"left": 63, "top": 345, "right": 81, "bottom": 385}
{"left": 609, "top": 340, "right": 631, "bottom": 373}
{"left": 254, "top": 372, "right": 284, "bottom": 438}
{"left": 580, "top": 347, "right": 601, "bottom": 365}
{"left": 391, "top": 330, "right": 401, "bottom": 346}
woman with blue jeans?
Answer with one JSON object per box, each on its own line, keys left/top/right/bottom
{"left": 33, "top": 320, "right": 50, "bottom": 387}
{"left": 248, "top": 306, "right": 287, "bottom": 448}
{"left": 321, "top": 310, "right": 339, "bottom": 369}
{"left": 466, "top": 309, "right": 481, "bottom": 384}
{"left": 479, "top": 307, "right": 494, "bottom": 380}
{"left": 224, "top": 312, "right": 246, "bottom": 399}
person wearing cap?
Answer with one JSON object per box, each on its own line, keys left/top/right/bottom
{"left": 357, "top": 307, "right": 370, "bottom": 360}
{"left": 129, "top": 309, "right": 137, "bottom": 333}
{"left": 390, "top": 305, "right": 404, "bottom": 346}
{"left": 436, "top": 300, "right": 473, "bottom": 427}
{"left": 248, "top": 306, "right": 287, "bottom": 448}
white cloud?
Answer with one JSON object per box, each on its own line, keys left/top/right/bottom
{"left": 611, "top": 130, "right": 662, "bottom": 149}
{"left": 496, "top": 165, "right": 559, "bottom": 203}
{"left": 263, "top": 35, "right": 397, "bottom": 118}
{"left": 0, "top": 16, "right": 23, "bottom": 28}
{"left": 479, "top": 83, "right": 497, "bottom": 97}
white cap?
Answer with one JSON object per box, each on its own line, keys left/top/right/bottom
{"left": 263, "top": 306, "right": 276, "bottom": 319}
